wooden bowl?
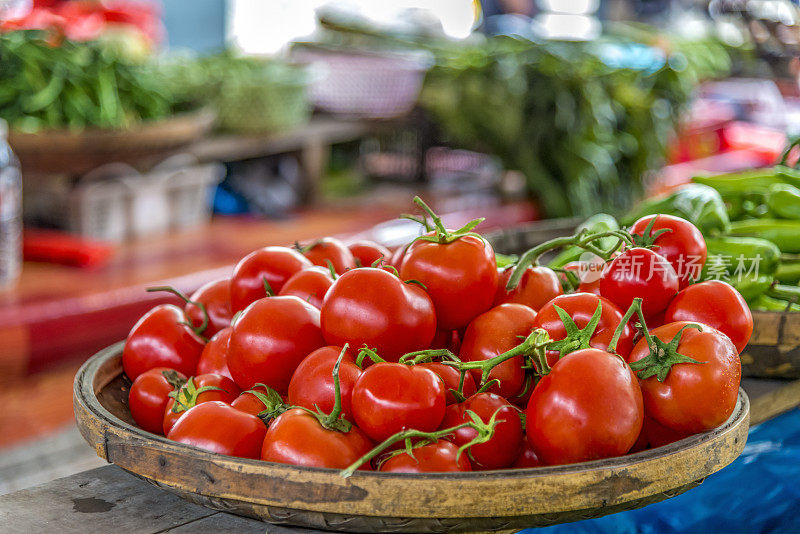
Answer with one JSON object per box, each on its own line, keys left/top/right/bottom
{"left": 73, "top": 343, "right": 750, "bottom": 533}
{"left": 741, "top": 311, "right": 800, "bottom": 378}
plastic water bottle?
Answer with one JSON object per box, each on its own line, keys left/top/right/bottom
{"left": 0, "top": 119, "right": 22, "bottom": 287}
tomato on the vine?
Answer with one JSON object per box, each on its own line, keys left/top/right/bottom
{"left": 416, "top": 361, "right": 476, "bottom": 405}
{"left": 348, "top": 240, "right": 391, "bottom": 268}
{"left": 379, "top": 440, "right": 471, "bottom": 473}
{"left": 229, "top": 246, "right": 312, "bottom": 313}
{"left": 288, "top": 346, "right": 362, "bottom": 419}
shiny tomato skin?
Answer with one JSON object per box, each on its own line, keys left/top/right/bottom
{"left": 122, "top": 304, "right": 205, "bottom": 381}
{"left": 441, "top": 392, "right": 523, "bottom": 470}
{"left": 351, "top": 363, "right": 446, "bottom": 443}
{"left": 494, "top": 266, "right": 563, "bottom": 311}
{"left": 513, "top": 436, "right": 543, "bottom": 468}
{"left": 627, "top": 321, "right": 741, "bottom": 435}
{"left": 599, "top": 247, "right": 679, "bottom": 317}
{"left": 185, "top": 278, "right": 232, "bottom": 338}
{"left": 128, "top": 367, "right": 186, "bottom": 435}
{"left": 630, "top": 214, "right": 707, "bottom": 289}
{"left": 196, "top": 327, "right": 233, "bottom": 380}
{"left": 663, "top": 280, "right": 753, "bottom": 353}
{"left": 261, "top": 408, "right": 374, "bottom": 469}
{"left": 277, "top": 266, "right": 334, "bottom": 309}
{"left": 379, "top": 440, "right": 471, "bottom": 473}
{"left": 230, "top": 384, "right": 285, "bottom": 416}
{"left": 320, "top": 268, "right": 436, "bottom": 361}
{"left": 460, "top": 303, "right": 537, "bottom": 398}
{"left": 348, "top": 240, "right": 391, "bottom": 267}
{"left": 400, "top": 234, "right": 498, "bottom": 331}
{"left": 302, "top": 237, "right": 357, "bottom": 274}
{"left": 561, "top": 261, "right": 603, "bottom": 295}
{"left": 167, "top": 401, "right": 266, "bottom": 459}
{"left": 227, "top": 296, "right": 326, "bottom": 392}
{"left": 162, "top": 374, "right": 240, "bottom": 435}
{"left": 525, "top": 348, "right": 644, "bottom": 466}
{"left": 534, "top": 292, "right": 635, "bottom": 363}
{"left": 642, "top": 415, "right": 691, "bottom": 449}
{"left": 416, "top": 361, "right": 476, "bottom": 405}
{"left": 229, "top": 246, "right": 312, "bottom": 313}
{"left": 287, "top": 346, "right": 362, "bottom": 419}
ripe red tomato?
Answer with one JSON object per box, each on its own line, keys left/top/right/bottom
{"left": 379, "top": 440, "right": 471, "bottom": 473}
{"left": 440, "top": 392, "right": 523, "bottom": 470}
{"left": 122, "top": 304, "right": 205, "bottom": 381}
{"left": 494, "top": 266, "right": 562, "bottom": 311}
{"left": 513, "top": 436, "right": 543, "bottom": 468}
{"left": 229, "top": 246, "right": 312, "bottom": 313}
{"left": 348, "top": 240, "right": 391, "bottom": 268}
{"left": 642, "top": 415, "right": 691, "bottom": 449}
{"left": 301, "top": 237, "right": 357, "bottom": 274}
{"left": 351, "top": 363, "right": 446, "bottom": 442}
{"left": 460, "top": 303, "right": 537, "bottom": 398}
{"left": 562, "top": 261, "right": 603, "bottom": 296}
{"left": 429, "top": 329, "right": 461, "bottom": 354}
{"left": 167, "top": 401, "right": 266, "bottom": 459}
{"left": 227, "top": 296, "right": 326, "bottom": 392}
{"left": 630, "top": 214, "right": 707, "bottom": 289}
{"left": 277, "top": 266, "right": 334, "bottom": 309}
{"left": 320, "top": 268, "right": 436, "bottom": 361}
{"left": 128, "top": 367, "right": 186, "bottom": 435}
{"left": 196, "top": 327, "right": 233, "bottom": 380}
{"left": 663, "top": 280, "right": 753, "bottom": 353}
{"left": 627, "top": 321, "right": 741, "bottom": 435}
{"left": 532, "top": 293, "right": 634, "bottom": 363}
{"left": 231, "top": 384, "right": 286, "bottom": 417}
{"left": 261, "top": 408, "right": 374, "bottom": 469}
{"left": 185, "top": 278, "right": 232, "bottom": 338}
{"left": 600, "top": 247, "right": 678, "bottom": 317}
{"left": 288, "top": 346, "right": 362, "bottom": 419}
{"left": 416, "top": 361, "right": 476, "bottom": 405}
{"left": 525, "top": 348, "right": 643, "bottom": 465}
{"left": 162, "top": 374, "right": 240, "bottom": 435}
{"left": 400, "top": 234, "right": 498, "bottom": 331}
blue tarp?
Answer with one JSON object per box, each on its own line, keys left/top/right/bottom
{"left": 522, "top": 408, "right": 800, "bottom": 534}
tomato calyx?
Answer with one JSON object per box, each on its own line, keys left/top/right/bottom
{"left": 629, "top": 215, "right": 673, "bottom": 249}
{"left": 399, "top": 349, "right": 472, "bottom": 401}
{"left": 339, "top": 407, "right": 504, "bottom": 478}
{"left": 244, "top": 383, "right": 289, "bottom": 424}
{"left": 297, "top": 345, "right": 356, "bottom": 433}
{"left": 146, "top": 285, "right": 210, "bottom": 338}
{"left": 409, "top": 196, "right": 485, "bottom": 245}
{"left": 546, "top": 302, "right": 603, "bottom": 360}
{"left": 161, "top": 369, "right": 188, "bottom": 391}
{"left": 168, "top": 377, "right": 225, "bottom": 415}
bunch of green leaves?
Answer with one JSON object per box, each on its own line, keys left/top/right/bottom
{"left": 0, "top": 30, "right": 187, "bottom": 131}
{"left": 419, "top": 32, "right": 732, "bottom": 218}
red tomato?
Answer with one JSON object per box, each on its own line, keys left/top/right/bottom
{"left": 630, "top": 214, "right": 707, "bottom": 289}
{"left": 185, "top": 278, "right": 232, "bottom": 338}
{"left": 459, "top": 303, "right": 537, "bottom": 398}
{"left": 196, "top": 327, "right": 233, "bottom": 380}
{"left": 227, "top": 296, "right": 326, "bottom": 392}
{"left": 513, "top": 436, "right": 543, "bottom": 468}
{"left": 429, "top": 329, "right": 461, "bottom": 354}
{"left": 599, "top": 247, "right": 678, "bottom": 317}
{"left": 301, "top": 237, "right": 357, "bottom": 274}
{"left": 379, "top": 440, "right": 471, "bottom": 473}
{"left": 167, "top": 401, "right": 266, "bottom": 459}
{"left": 128, "top": 367, "right": 186, "bottom": 435}
{"left": 347, "top": 240, "right": 391, "bottom": 268}
{"left": 162, "top": 374, "right": 240, "bottom": 435}
{"left": 400, "top": 234, "right": 498, "bottom": 331}
{"left": 389, "top": 242, "right": 411, "bottom": 268}
{"left": 122, "top": 304, "right": 205, "bottom": 381}
{"left": 277, "top": 266, "right": 334, "bottom": 309}
{"left": 320, "top": 268, "right": 436, "bottom": 361}
{"left": 288, "top": 346, "right": 362, "bottom": 419}
{"left": 532, "top": 293, "right": 634, "bottom": 363}
{"left": 231, "top": 384, "right": 286, "bottom": 417}
{"left": 525, "top": 348, "right": 643, "bottom": 465}
{"left": 440, "top": 392, "right": 523, "bottom": 470}
{"left": 562, "top": 261, "right": 603, "bottom": 296}
{"left": 229, "top": 246, "right": 312, "bottom": 313}
{"left": 261, "top": 408, "right": 373, "bottom": 469}
{"left": 627, "top": 321, "right": 741, "bottom": 435}
{"left": 663, "top": 280, "right": 753, "bottom": 353}
{"left": 351, "top": 363, "right": 446, "bottom": 442}
{"left": 494, "top": 266, "right": 562, "bottom": 311}
{"left": 416, "top": 361, "right": 476, "bottom": 405}
{"left": 642, "top": 415, "right": 691, "bottom": 449}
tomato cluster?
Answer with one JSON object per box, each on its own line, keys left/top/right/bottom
{"left": 122, "top": 199, "right": 750, "bottom": 474}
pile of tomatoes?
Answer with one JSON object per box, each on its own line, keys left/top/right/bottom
{"left": 122, "top": 197, "right": 751, "bottom": 474}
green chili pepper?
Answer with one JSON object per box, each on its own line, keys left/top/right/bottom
{"left": 548, "top": 213, "right": 619, "bottom": 268}
{"left": 750, "top": 294, "right": 800, "bottom": 312}
{"left": 692, "top": 170, "right": 783, "bottom": 197}
{"left": 730, "top": 274, "right": 774, "bottom": 302}
{"left": 766, "top": 183, "right": 800, "bottom": 220}
{"left": 767, "top": 283, "right": 800, "bottom": 304}
{"left": 704, "top": 236, "right": 781, "bottom": 275}
{"left": 729, "top": 219, "right": 800, "bottom": 253}
{"left": 621, "top": 184, "right": 730, "bottom": 235}
{"left": 776, "top": 260, "right": 800, "bottom": 284}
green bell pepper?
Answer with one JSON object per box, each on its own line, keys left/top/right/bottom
{"left": 621, "top": 184, "right": 730, "bottom": 235}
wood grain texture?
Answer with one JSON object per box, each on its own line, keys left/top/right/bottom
{"left": 73, "top": 344, "right": 750, "bottom": 533}
{"left": 740, "top": 312, "right": 800, "bottom": 378}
